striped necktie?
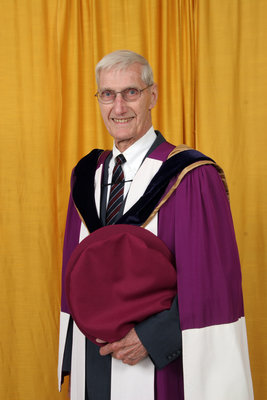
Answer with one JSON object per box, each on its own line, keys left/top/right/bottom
{"left": 106, "top": 154, "right": 126, "bottom": 225}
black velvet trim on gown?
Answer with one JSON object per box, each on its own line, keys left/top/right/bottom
{"left": 72, "top": 148, "right": 213, "bottom": 233}
{"left": 72, "top": 149, "right": 105, "bottom": 233}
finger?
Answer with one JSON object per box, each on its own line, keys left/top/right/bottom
{"left": 122, "top": 357, "right": 140, "bottom": 366}
{"left": 96, "top": 338, "right": 107, "bottom": 344}
{"left": 99, "top": 343, "right": 114, "bottom": 356}
{"left": 112, "top": 346, "right": 148, "bottom": 362}
{"left": 113, "top": 346, "right": 135, "bottom": 360}
{"left": 115, "top": 343, "right": 147, "bottom": 359}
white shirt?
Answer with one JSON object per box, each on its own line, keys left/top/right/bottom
{"left": 107, "top": 127, "right": 157, "bottom": 202}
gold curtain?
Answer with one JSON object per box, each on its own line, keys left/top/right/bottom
{"left": 0, "top": 0, "right": 266, "bottom": 398}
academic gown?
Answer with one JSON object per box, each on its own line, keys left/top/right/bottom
{"left": 58, "top": 133, "right": 254, "bottom": 399}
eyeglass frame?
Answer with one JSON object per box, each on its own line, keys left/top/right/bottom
{"left": 94, "top": 84, "right": 154, "bottom": 104}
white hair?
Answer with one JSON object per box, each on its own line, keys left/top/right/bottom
{"left": 95, "top": 50, "right": 154, "bottom": 88}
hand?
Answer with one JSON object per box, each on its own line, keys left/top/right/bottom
{"left": 96, "top": 328, "right": 148, "bottom": 366}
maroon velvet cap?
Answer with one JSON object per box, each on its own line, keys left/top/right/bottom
{"left": 65, "top": 224, "right": 177, "bottom": 345}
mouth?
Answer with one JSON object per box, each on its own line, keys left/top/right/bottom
{"left": 111, "top": 117, "right": 134, "bottom": 124}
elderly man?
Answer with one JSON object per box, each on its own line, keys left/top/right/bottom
{"left": 58, "top": 50, "right": 253, "bottom": 400}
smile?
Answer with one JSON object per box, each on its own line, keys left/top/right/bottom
{"left": 111, "top": 117, "right": 134, "bottom": 123}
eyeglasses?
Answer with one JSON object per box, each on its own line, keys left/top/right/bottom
{"left": 95, "top": 84, "right": 153, "bottom": 104}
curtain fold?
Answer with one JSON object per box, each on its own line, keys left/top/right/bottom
{"left": 0, "top": 0, "right": 265, "bottom": 399}
{"left": 196, "top": 3, "right": 267, "bottom": 396}
{"left": 0, "top": 0, "right": 63, "bottom": 398}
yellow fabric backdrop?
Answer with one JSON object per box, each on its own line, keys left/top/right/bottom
{"left": 0, "top": 0, "right": 266, "bottom": 398}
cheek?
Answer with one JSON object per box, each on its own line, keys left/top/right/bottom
{"left": 100, "top": 107, "right": 110, "bottom": 123}
{"left": 136, "top": 105, "right": 150, "bottom": 123}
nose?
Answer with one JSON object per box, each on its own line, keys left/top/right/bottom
{"left": 112, "top": 93, "right": 128, "bottom": 114}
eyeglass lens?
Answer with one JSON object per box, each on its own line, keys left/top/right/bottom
{"left": 99, "top": 88, "right": 140, "bottom": 103}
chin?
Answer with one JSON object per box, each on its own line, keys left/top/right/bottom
{"left": 111, "top": 131, "right": 134, "bottom": 141}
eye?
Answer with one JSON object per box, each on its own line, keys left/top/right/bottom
{"left": 101, "top": 90, "right": 115, "bottom": 98}
{"left": 126, "top": 88, "right": 139, "bottom": 97}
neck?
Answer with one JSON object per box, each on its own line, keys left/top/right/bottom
{"left": 115, "top": 137, "right": 138, "bottom": 152}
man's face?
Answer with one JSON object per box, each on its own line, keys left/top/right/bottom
{"left": 97, "top": 63, "right": 158, "bottom": 152}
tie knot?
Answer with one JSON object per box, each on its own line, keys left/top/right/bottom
{"left": 115, "top": 154, "right": 126, "bottom": 165}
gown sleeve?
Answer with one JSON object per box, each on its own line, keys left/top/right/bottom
{"left": 157, "top": 164, "right": 254, "bottom": 400}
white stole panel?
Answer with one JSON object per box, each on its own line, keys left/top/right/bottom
{"left": 124, "top": 158, "right": 162, "bottom": 213}
{"left": 70, "top": 322, "right": 86, "bottom": 400}
{"left": 58, "top": 311, "right": 70, "bottom": 391}
{"left": 94, "top": 165, "right": 103, "bottom": 217}
{"left": 111, "top": 358, "right": 154, "bottom": 400}
{"left": 182, "top": 317, "right": 254, "bottom": 400}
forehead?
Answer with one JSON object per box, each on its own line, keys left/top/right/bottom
{"left": 98, "top": 63, "right": 144, "bottom": 90}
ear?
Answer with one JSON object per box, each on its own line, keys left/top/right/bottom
{"left": 149, "top": 83, "right": 158, "bottom": 110}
